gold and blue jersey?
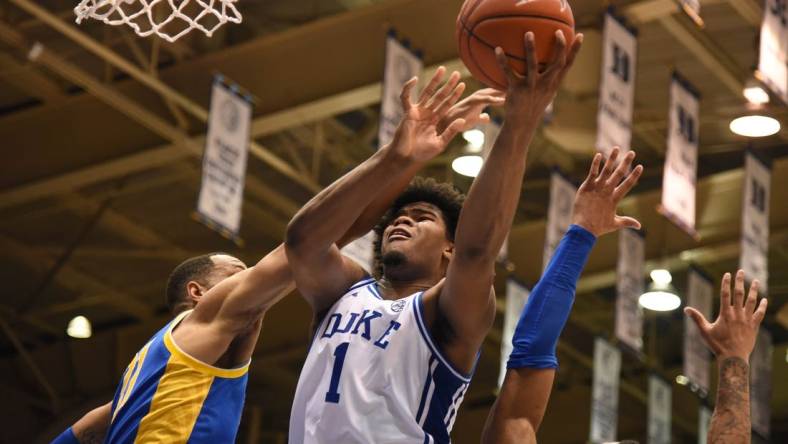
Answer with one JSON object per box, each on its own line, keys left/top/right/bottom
{"left": 106, "top": 310, "right": 250, "bottom": 443}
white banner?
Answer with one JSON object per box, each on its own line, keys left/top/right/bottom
{"left": 759, "top": 0, "right": 788, "bottom": 104}
{"left": 379, "top": 33, "right": 423, "bottom": 149}
{"left": 596, "top": 12, "right": 637, "bottom": 156}
{"left": 684, "top": 268, "right": 713, "bottom": 394}
{"left": 661, "top": 74, "right": 699, "bottom": 235}
{"left": 499, "top": 279, "right": 530, "bottom": 387}
{"left": 698, "top": 406, "right": 711, "bottom": 444}
{"left": 615, "top": 229, "right": 644, "bottom": 352}
{"left": 750, "top": 328, "right": 773, "bottom": 438}
{"left": 740, "top": 154, "right": 771, "bottom": 293}
{"left": 648, "top": 376, "right": 672, "bottom": 444}
{"left": 590, "top": 337, "right": 621, "bottom": 443}
{"left": 196, "top": 79, "right": 253, "bottom": 237}
{"left": 543, "top": 171, "right": 577, "bottom": 271}
{"left": 341, "top": 230, "right": 377, "bottom": 274}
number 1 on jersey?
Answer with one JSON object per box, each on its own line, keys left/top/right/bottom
{"left": 325, "top": 342, "right": 349, "bottom": 403}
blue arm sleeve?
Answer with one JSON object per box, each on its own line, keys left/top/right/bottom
{"left": 51, "top": 427, "right": 79, "bottom": 444}
{"left": 506, "top": 224, "right": 596, "bottom": 370}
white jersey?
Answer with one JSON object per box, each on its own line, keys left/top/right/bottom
{"left": 289, "top": 278, "right": 472, "bottom": 444}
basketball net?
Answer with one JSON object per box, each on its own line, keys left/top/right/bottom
{"left": 74, "top": 0, "right": 242, "bottom": 43}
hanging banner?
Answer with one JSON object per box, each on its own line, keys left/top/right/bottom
{"left": 648, "top": 376, "right": 672, "bottom": 444}
{"left": 758, "top": 0, "right": 788, "bottom": 104}
{"left": 596, "top": 11, "right": 637, "bottom": 156}
{"left": 341, "top": 230, "right": 377, "bottom": 274}
{"left": 698, "top": 405, "right": 711, "bottom": 444}
{"left": 543, "top": 171, "right": 577, "bottom": 271}
{"left": 615, "top": 229, "right": 644, "bottom": 352}
{"left": 750, "top": 329, "right": 773, "bottom": 439}
{"left": 499, "top": 279, "right": 530, "bottom": 387}
{"left": 379, "top": 31, "right": 423, "bottom": 149}
{"left": 196, "top": 76, "right": 253, "bottom": 240}
{"left": 740, "top": 153, "right": 771, "bottom": 293}
{"left": 660, "top": 73, "right": 699, "bottom": 238}
{"left": 590, "top": 337, "right": 621, "bottom": 443}
{"left": 683, "top": 268, "right": 713, "bottom": 394}
{"left": 679, "top": 0, "right": 702, "bottom": 25}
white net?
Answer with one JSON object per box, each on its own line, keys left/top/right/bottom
{"left": 74, "top": 0, "right": 242, "bottom": 43}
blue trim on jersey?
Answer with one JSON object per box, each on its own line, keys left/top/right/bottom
{"left": 347, "top": 277, "right": 375, "bottom": 292}
{"left": 415, "top": 356, "right": 436, "bottom": 423}
{"left": 369, "top": 282, "right": 383, "bottom": 300}
{"left": 419, "top": 356, "right": 469, "bottom": 444}
{"left": 412, "top": 293, "right": 472, "bottom": 383}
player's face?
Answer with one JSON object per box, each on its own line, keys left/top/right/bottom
{"left": 381, "top": 202, "right": 452, "bottom": 267}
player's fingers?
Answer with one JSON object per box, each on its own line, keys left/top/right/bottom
{"left": 607, "top": 150, "right": 635, "bottom": 188}
{"left": 733, "top": 269, "right": 746, "bottom": 311}
{"left": 543, "top": 29, "right": 567, "bottom": 75}
{"left": 685, "top": 307, "right": 712, "bottom": 333}
{"left": 586, "top": 153, "right": 602, "bottom": 182}
{"left": 495, "top": 47, "right": 518, "bottom": 84}
{"left": 613, "top": 164, "right": 643, "bottom": 201}
{"left": 417, "top": 67, "right": 446, "bottom": 104}
{"left": 752, "top": 298, "right": 768, "bottom": 325}
{"left": 558, "top": 33, "right": 584, "bottom": 81}
{"left": 614, "top": 215, "right": 641, "bottom": 230}
{"left": 400, "top": 77, "right": 418, "bottom": 111}
{"left": 440, "top": 118, "right": 467, "bottom": 146}
{"left": 524, "top": 32, "right": 538, "bottom": 86}
{"left": 719, "top": 272, "right": 732, "bottom": 318}
{"left": 426, "top": 71, "right": 461, "bottom": 109}
{"left": 434, "top": 82, "right": 466, "bottom": 117}
{"left": 478, "top": 112, "right": 491, "bottom": 123}
{"left": 598, "top": 147, "right": 620, "bottom": 182}
{"left": 745, "top": 279, "right": 760, "bottom": 315}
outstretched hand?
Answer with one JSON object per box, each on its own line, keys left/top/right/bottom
{"left": 571, "top": 147, "right": 643, "bottom": 237}
{"left": 685, "top": 270, "right": 768, "bottom": 361}
{"left": 436, "top": 88, "right": 506, "bottom": 135}
{"left": 495, "top": 30, "right": 583, "bottom": 123}
{"left": 390, "top": 67, "right": 468, "bottom": 163}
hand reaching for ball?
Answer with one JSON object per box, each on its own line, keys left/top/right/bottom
{"left": 495, "top": 30, "right": 583, "bottom": 124}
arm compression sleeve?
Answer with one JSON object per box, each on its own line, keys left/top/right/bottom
{"left": 507, "top": 224, "right": 596, "bottom": 369}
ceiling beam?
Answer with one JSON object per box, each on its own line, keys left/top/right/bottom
{"left": 0, "top": 236, "right": 154, "bottom": 320}
{"left": 6, "top": 0, "right": 320, "bottom": 193}
{"left": 0, "top": 53, "right": 65, "bottom": 104}
{"left": 0, "top": 317, "right": 59, "bottom": 412}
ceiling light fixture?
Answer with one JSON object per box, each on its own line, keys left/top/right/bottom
{"left": 729, "top": 115, "right": 780, "bottom": 138}
{"left": 639, "top": 269, "right": 681, "bottom": 312}
{"left": 452, "top": 155, "right": 484, "bottom": 177}
{"left": 743, "top": 85, "right": 770, "bottom": 105}
{"left": 462, "top": 129, "right": 485, "bottom": 152}
{"left": 67, "top": 315, "right": 92, "bottom": 339}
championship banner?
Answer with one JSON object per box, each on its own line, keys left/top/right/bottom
{"left": 698, "top": 406, "right": 711, "bottom": 444}
{"left": 590, "top": 337, "right": 621, "bottom": 443}
{"left": 660, "top": 73, "right": 699, "bottom": 237}
{"left": 196, "top": 76, "right": 253, "bottom": 240}
{"left": 499, "top": 279, "right": 530, "bottom": 387}
{"left": 683, "top": 267, "right": 713, "bottom": 394}
{"left": 615, "top": 229, "right": 644, "bottom": 352}
{"left": 740, "top": 153, "right": 771, "bottom": 293}
{"left": 340, "top": 230, "right": 377, "bottom": 274}
{"left": 596, "top": 11, "right": 637, "bottom": 156}
{"left": 543, "top": 171, "right": 577, "bottom": 271}
{"left": 759, "top": 0, "right": 787, "bottom": 104}
{"left": 750, "top": 329, "right": 773, "bottom": 439}
{"left": 379, "top": 31, "right": 423, "bottom": 149}
{"left": 648, "top": 376, "right": 672, "bottom": 444}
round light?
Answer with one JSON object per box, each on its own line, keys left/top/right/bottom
{"left": 452, "top": 155, "right": 484, "bottom": 177}
{"left": 675, "top": 375, "right": 689, "bottom": 386}
{"left": 730, "top": 115, "right": 780, "bottom": 137}
{"left": 462, "top": 129, "right": 485, "bottom": 152}
{"left": 743, "top": 86, "right": 770, "bottom": 105}
{"left": 650, "top": 269, "right": 672, "bottom": 286}
{"left": 639, "top": 290, "right": 681, "bottom": 312}
{"left": 67, "top": 315, "right": 92, "bottom": 339}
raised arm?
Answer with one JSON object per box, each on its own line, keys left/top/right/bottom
{"left": 440, "top": 31, "right": 583, "bottom": 363}
{"left": 51, "top": 402, "right": 111, "bottom": 444}
{"left": 285, "top": 68, "right": 474, "bottom": 312}
{"left": 481, "top": 150, "right": 643, "bottom": 444}
{"left": 685, "top": 270, "right": 767, "bottom": 444}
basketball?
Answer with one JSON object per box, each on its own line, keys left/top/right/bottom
{"left": 457, "top": 0, "right": 575, "bottom": 89}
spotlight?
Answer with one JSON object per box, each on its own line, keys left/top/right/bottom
{"left": 730, "top": 115, "right": 780, "bottom": 138}
{"left": 452, "top": 155, "right": 484, "bottom": 177}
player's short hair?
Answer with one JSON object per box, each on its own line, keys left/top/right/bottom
{"left": 165, "top": 253, "right": 229, "bottom": 315}
{"left": 372, "top": 177, "right": 465, "bottom": 277}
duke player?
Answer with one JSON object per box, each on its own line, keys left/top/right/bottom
{"left": 481, "top": 148, "right": 644, "bottom": 444}
{"left": 285, "top": 30, "right": 583, "bottom": 443}
{"left": 49, "top": 86, "right": 502, "bottom": 444}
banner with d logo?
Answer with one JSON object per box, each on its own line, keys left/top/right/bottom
{"left": 596, "top": 11, "right": 637, "bottom": 156}
{"left": 740, "top": 153, "right": 771, "bottom": 293}
{"left": 379, "top": 31, "right": 423, "bottom": 149}
{"left": 543, "top": 171, "right": 577, "bottom": 271}
{"left": 759, "top": 0, "right": 787, "bottom": 103}
{"left": 615, "top": 229, "right": 644, "bottom": 352}
{"left": 590, "top": 337, "right": 621, "bottom": 443}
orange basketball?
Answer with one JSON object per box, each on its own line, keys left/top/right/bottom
{"left": 456, "top": 0, "right": 575, "bottom": 90}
